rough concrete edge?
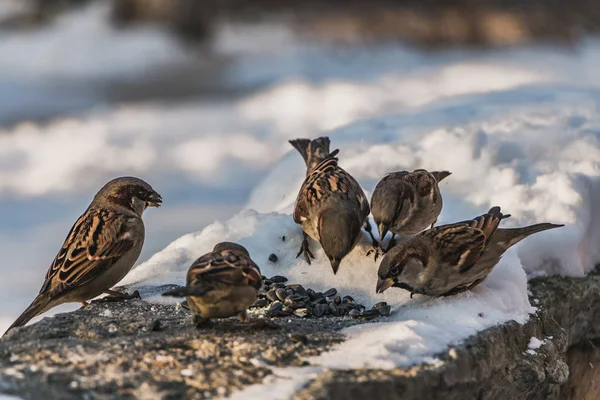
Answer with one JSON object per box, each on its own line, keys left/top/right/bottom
{"left": 292, "top": 271, "right": 600, "bottom": 400}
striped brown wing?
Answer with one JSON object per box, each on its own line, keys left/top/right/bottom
{"left": 41, "top": 209, "right": 136, "bottom": 296}
{"left": 188, "top": 249, "right": 262, "bottom": 291}
{"left": 294, "top": 155, "right": 369, "bottom": 222}
{"left": 422, "top": 210, "right": 503, "bottom": 273}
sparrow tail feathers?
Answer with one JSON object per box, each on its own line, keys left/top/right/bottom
{"left": 3, "top": 294, "right": 52, "bottom": 336}
{"left": 493, "top": 223, "right": 564, "bottom": 249}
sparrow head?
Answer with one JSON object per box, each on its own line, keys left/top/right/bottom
{"left": 370, "top": 180, "right": 404, "bottom": 241}
{"left": 96, "top": 176, "right": 162, "bottom": 216}
{"left": 376, "top": 246, "right": 426, "bottom": 294}
{"left": 318, "top": 207, "right": 361, "bottom": 274}
{"left": 213, "top": 242, "right": 250, "bottom": 257}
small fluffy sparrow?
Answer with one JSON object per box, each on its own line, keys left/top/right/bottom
{"left": 162, "top": 242, "right": 262, "bottom": 325}
{"left": 290, "top": 137, "right": 374, "bottom": 274}
{"left": 371, "top": 169, "right": 451, "bottom": 251}
{"left": 4, "top": 177, "right": 162, "bottom": 336}
{"left": 376, "top": 207, "right": 563, "bottom": 297}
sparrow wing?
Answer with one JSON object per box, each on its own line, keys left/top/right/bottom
{"left": 188, "top": 249, "right": 262, "bottom": 292}
{"left": 294, "top": 153, "right": 369, "bottom": 222}
{"left": 40, "top": 208, "right": 137, "bottom": 297}
{"left": 422, "top": 209, "right": 504, "bottom": 273}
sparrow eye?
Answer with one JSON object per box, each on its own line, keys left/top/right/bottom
{"left": 390, "top": 265, "right": 400, "bottom": 275}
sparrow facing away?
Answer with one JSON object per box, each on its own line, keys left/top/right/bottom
{"left": 290, "top": 137, "right": 375, "bottom": 274}
{"left": 162, "top": 242, "right": 262, "bottom": 326}
{"left": 376, "top": 206, "right": 564, "bottom": 297}
{"left": 3, "top": 177, "right": 162, "bottom": 336}
{"left": 371, "top": 169, "right": 451, "bottom": 252}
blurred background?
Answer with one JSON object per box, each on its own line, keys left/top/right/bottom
{"left": 0, "top": 0, "right": 598, "bottom": 329}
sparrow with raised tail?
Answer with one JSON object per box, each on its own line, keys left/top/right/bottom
{"left": 371, "top": 169, "right": 451, "bottom": 252}
{"left": 376, "top": 207, "right": 564, "bottom": 297}
{"left": 3, "top": 177, "right": 162, "bottom": 336}
{"left": 162, "top": 242, "right": 262, "bottom": 326}
{"left": 290, "top": 137, "right": 375, "bottom": 274}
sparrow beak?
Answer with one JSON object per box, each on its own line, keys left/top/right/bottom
{"left": 147, "top": 191, "right": 163, "bottom": 207}
{"left": 378, "top": 223, "right": 389, "bottom": 241}
{"left": 330, "top": 259, "right": 341, "bottom": 275}
{"left": 376, "top": 277, "right": 394, "bottom": 294}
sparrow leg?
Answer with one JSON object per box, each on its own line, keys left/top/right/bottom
{"left": 296, "top": 232, "right": 315, "bottom": 265}
{"left": 363, "top": 219, "right": 380, "bottom": 248}
{"left": 93, "top": 289, "right": 141, "bottom": 303}
{"left": 364, "top": 220, "right": 382, "bottom": 261}
{"left": 384, "top": 234, "right": 397, "bottom": 253}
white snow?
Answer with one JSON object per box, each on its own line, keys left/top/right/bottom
{"left": 120, "top": 83, "right": 600, "bottom": 398}
{"left": 0, "top": 3, "right": 192, "bottom": 83}
{"left": 0, "top": 6, "right": 600, "bottom": 396}
{"left": 528, "top": 336, "right": 545, "bottom": 350}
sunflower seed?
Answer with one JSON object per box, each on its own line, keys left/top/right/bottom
{"left": 378, "top": 304, "right": 391, "bottom": 316}
{"left": 270, "top": 275, "right": 288, "bottom": 283}
{"left": 323, "top": 288, "right": 337, "bottom": 298}
{"left": 268, "top": 254, "right": 278, "bottom": 263}
{"left": 276, "top": 288, "right": 289, "bottom": 302}
{"left": 293, "top": 308, "right": 309, "bottom": 318}
{"left": 334, "top": 295, "right": 341, "bottom": 305}
{"left": 266, "top": 289, "right": 279, "bottom": 302}
{"left": 329, "top": 302, "right": 339, "bottom": 316}
{"left": 307, "top": 288, "right": 317, "bottom": 300}
{"left": 310, "top": 297, "right": 327, "bottom": 306}
{"left": 250, "top": 298, "right": 269, "bottom": 309}
{"left": 312, "top": 303, "right": 328, "bottom": 317}
{"left": 359, "top": 309, "right": 380, "bottom": 320}
{"left": 342, "top": 295, "right": 355, "bottom": 304}
{"left": 372, "top": 301, "right": 388, "bottom": 311}
{"left": 263, "top": 279, "right": 273, "bottom": 286}
{"left": 348, "top": 309, "right": 361, "bottom": 319}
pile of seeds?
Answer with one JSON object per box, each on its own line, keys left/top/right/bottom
{"left": 251, "top": 275, "right": 391, "bottom": 320}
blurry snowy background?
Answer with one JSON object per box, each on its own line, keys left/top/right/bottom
{"left": 1, "top": 0, "right": 599, "bottom": 379}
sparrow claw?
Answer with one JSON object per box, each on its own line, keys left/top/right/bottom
{"left": 297, "top": 234, "right": 314, "bottom": 265}
{"left": 94, "top": 289, "right": 141, "bottom": 303}
{"left": 366, "top": 247, "right": 382, "bottom": 262}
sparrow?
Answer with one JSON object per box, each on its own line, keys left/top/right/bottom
{"left": 3, "top": 177, "right": 162, "bottom": 336}
{"left": 371, "top": 169, "right": 451, "bottom": 252}
{"left": 376, "top": 206, "right": 564, "bottom": 297}
{"left": 162, "top": 242, "right": 262, "bottom": 326}
{"left": 290, "top": 137, "right": 375, "bottom": 274}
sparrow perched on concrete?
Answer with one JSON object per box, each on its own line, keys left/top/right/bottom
{"left": 376, "top": 207, "right": 563, "bottom": 297}
{"left": 162, "top": 242, "right": 262, "bottom": 326}
{"left": 290, "top": 137, "right": 375, "bottom": 274}
{"left": 371, "top": 169, "right": 451, "bottom": 252}
{"left": 3, "top": 177, "right": 162, "bottom": 336}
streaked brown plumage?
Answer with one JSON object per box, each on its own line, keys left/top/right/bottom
{"left": 376, "top": 206, "right": 564, "bottom": 297}
{"left": 371, "top": 169, "right": 451, "bottom": 251}
{"left": 290, "top": 137, "right": 372, "bottom": 274}
{"left": 3, "top": 177, "right": 162, "bottom": 336}
{"left": 162, "top": 242, "right": 262, "bottom": 325}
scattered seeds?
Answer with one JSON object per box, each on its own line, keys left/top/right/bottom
{"left": 270, "top": 275, "right": 288, "bottom": 283}
{"left": 268, "top": 254, "right": 278, "bottom": 263}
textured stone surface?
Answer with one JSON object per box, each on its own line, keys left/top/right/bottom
{"left": 1, "top": 271, "right": 600, "bottom": 399}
